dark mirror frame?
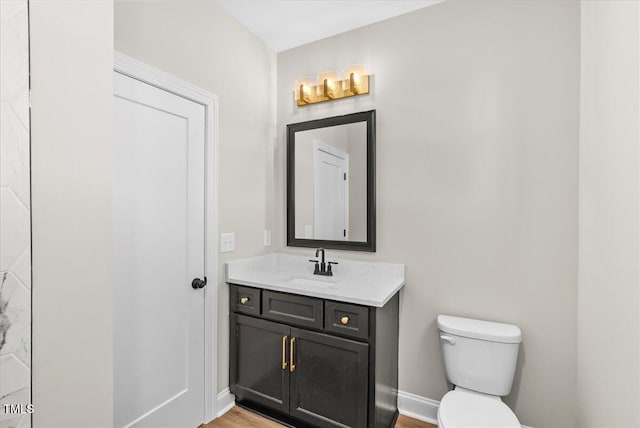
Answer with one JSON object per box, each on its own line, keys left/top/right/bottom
{"left": 287, "top": 110, "right": 376, "bottom": 252}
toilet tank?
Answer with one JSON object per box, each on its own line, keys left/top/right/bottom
{"left": 437, "top": 315, "right": 522, "bottom": 396}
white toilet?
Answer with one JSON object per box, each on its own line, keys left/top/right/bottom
{"left": 437, "top": 315, "right": 522, "bottom": 428}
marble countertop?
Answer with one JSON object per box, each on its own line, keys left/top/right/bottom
{"left": 225, "top": 253, "right": 405, "bottom": 307}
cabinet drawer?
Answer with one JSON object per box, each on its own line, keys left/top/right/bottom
{"left": 262, "top": 290, "right": 323, "bottom": 330}
{"left": 325, "top": 301, "right": 369, "bottom": 340}
{"left": 231, "top": 285, "right": 261, "bottom": 315}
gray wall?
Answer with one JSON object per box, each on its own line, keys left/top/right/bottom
{"left": 347, "top": 123, "right": 367, "bottom": 241}
{"left": 114, "top": 0, "right": 277, "bottom": 394}
{"left": 30, "top": 0, "right": 114, "bottom": 425}
{"left": 275, "top": 1, "right": 579, "bottom": 426}
{"left": 577, "top": 1, "right": 640, "bottom": 425}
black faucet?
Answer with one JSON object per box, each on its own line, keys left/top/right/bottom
{"left": 309, "top": 248, "right": 338, "bottom": 276}
{"left": 316, "top": 248, "right": 325, "bottom": 267}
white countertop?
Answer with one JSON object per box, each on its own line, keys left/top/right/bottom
{"left": 225, "top": 253, "right": 405, "bottom": 307}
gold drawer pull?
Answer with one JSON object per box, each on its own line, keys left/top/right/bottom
{"left": 240, "top": 297, "right": 249, "bottom": 304}
{"left": 290, "top": 338, "right": 296, "bottom": 372}
{"left": 341, "top": 316, "right": 350, "bottom": 325}
{"left": 282, "top": 336, "right": 288, "bottom": 370}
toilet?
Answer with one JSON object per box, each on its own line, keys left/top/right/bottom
{"left": 437, "top": 315, "right": 522, "bottom": 428}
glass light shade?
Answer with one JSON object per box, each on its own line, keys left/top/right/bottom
{"left": 294, "top": 76, "right": 313, "bottom": 102}
{"left": 318, "top": 71, "right": 339, "bottom": 98}
{"left": 346, "top": 65, "right": 367, "bottom": 93}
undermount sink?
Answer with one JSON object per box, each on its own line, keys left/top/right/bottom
{"left": 285, "top": 275, "right": 339, "bottom": 286}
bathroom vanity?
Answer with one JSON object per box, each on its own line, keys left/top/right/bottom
{"left": 226, "top": 253, "right": 405, "bottom": 428}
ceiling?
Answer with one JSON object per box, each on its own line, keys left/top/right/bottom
{"left": 214, "top": 0, "right": 444, "bottom": 52}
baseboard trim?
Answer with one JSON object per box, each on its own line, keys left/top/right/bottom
{"left": 216, "top": 388, "right": 235, "bottom": 418}
{"left": 217, "top": 387, "right": 531, "bottom": 427}
{"left": 397, "top": 390, "right": 440, "bottom": 425}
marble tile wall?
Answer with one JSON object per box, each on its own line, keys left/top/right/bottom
{"left": 0, "top": 1, "right": 31, "bottom": 427}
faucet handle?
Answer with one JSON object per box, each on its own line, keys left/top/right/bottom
{"left": 327, "top": 261, "right": 338, "bottom": 274}
{"left": 309, "top": 259, "right": 320, "bottom": 274}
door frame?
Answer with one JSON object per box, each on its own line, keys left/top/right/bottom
{"left": 114, "top": 51, "right": 219, "bottom": 423}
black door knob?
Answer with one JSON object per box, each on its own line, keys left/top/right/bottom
{"left": 192, "top": 277, "right": 207, "bottom": 289}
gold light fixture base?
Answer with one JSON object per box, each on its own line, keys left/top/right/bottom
{"left": 297, "top": 74, "right": 370, "bottom": 107}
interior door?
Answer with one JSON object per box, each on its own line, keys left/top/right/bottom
{"left": 113, "top": 71, "right": 206, "bottom": 428}
{"left": 314, "top": 142, "right": 349, "bottom": 241}
{"left": 289, "top": 328, "right": 369, "bottom": 428}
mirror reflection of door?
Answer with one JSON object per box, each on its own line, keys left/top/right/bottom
{"left": 313, "top": 141, "right": 349, "bottom": 241}
{"left": 294, "top": 121, "right": 367, "bottom": 242}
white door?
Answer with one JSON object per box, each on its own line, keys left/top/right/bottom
{"left": 113, "top": 71, "right": 206, "bottom": 428}
{"left": 314, "top": 141, "right": 349, "bottom": 241}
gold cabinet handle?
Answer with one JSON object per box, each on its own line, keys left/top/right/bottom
{"left": 341, "top": 316, "right": 350, "bottom": 325}
{"left": 282, "top": 336, "right": 288, "bottom": 370}
{"left": 240, "top": 297, "right": 249, "bottom": 304}
{"left": 290, "top": 338, "right": 296, "bottom": 372}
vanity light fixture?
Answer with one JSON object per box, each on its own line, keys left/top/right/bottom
{"left": 296, "top": 67, "right": 370, "bottom": 106}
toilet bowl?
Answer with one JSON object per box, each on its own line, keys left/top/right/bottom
{"left": 437, "top": 387, "right": 520, "bottom": 428}
{"left": 437, "top": 315, "right": 522, "bottom": 428}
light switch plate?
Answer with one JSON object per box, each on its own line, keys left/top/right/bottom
{"left": 220, "top": 232, "right": 235, "bottom": 253}
{"left": 264, "top": 230, "right": 272, "bottom": 247}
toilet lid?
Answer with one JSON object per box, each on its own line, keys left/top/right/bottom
{"left": 438, "top": 390, "right": 521, "bottom": 428}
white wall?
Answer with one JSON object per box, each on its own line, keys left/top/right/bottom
{"left": 276, "top": 1, "right": 579, "bottom": 426}
{"left": 577, "top": 1, "right": 640, "bottom": 426}
{"left": 114, "top": 0, "right": 277, "bottom": 394}
{"left": 30, "top": 0, "right": 114, "bottom": 426}
{"left": 0, "top": 2, "right": 31, "bottom": 427}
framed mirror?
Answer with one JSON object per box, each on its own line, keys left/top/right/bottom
{"left": 287, "top": 110, "right": 376, "bottom": 251}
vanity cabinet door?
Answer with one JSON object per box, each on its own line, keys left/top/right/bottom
{"left": 289, "top": 328, "right": 369, "bottom": 428}
{"left": 230, "top": 314, "right": 290, "bottom": 413}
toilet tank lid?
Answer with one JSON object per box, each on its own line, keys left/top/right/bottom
{"left": 437, "top": 315, "right": 522, "bottom": 344}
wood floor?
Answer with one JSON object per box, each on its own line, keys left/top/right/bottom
{"left": 201, "top": 406, "right": 437, "bottom": 428}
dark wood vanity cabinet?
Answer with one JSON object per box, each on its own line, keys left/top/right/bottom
{"left": 229, "top": 284, "right": 400, "bottom": 428}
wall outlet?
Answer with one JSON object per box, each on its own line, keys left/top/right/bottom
{"left": 264, "top": 230, "right": 272, "bottom": 247}
{"left": 220, "top": 232, "right": 235, "bottom": 253}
